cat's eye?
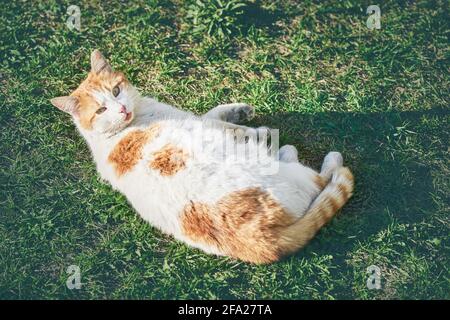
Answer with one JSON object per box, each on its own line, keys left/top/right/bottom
{"left": 112, "top": 86, "right": 120, "bottom": 97}
{"left": 96, "top": 106, "right": 107, "bottom": 114}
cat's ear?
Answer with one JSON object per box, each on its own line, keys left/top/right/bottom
{"left": 50, "top": 96, "right": 78, "bottom": 115}
{"left": 90, "top": 49, "right": 112, "bottom": 74}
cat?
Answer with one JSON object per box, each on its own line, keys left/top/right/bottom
{"left": 50, "top": 50, "right": 354, "bottom": 264}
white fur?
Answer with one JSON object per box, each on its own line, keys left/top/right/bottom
{"left": 72, "top": 87, "right": 323, "bottom": 255}
{"left": 89, "top": 85, "right": 141, "bottom": 135}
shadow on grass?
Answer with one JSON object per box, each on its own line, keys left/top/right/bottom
{"left": 176, "top": 108, "right": 447, "bottom": 299}
{"left": 239, "top": 0, "right": 287, "bottom": 33}
{"left": 248, "top": 108, "right": 445, "bottom": 259}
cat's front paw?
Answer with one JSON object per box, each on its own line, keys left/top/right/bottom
{"left": 226, "top": 103, "right": 255, "bottom": 123}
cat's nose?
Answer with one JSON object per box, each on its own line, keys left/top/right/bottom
{"left": 119, "top": 105, "right": 127, "bottom": 114}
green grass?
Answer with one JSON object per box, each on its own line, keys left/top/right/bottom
{"left": 0, "top": 0, "right": 449, "bottom": 299}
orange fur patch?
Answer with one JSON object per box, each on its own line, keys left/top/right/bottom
{"left": 182, "top": 202, "right": 219, "bottom": 244}
{"left": 182, "top": 167, "right": 355, "bottom": 264}
{"left": 342, "top": 168, "right": 354, "bottom": 183}
{"left": 108, "top": 124, "right": 160, "bottom": 176}
{"left": 181, "top": 188, "right": 297, "bottom": 264}
{"left": 337, "top": 183, "right": 349, "bottom": 200}
{"left": 313, "top": 174, "right": 327, "bottom": 190}
{"left": 149, "top": 144, "right": 188, "bottom": 176}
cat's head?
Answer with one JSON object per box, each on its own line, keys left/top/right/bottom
{"left": 51, "top": 50, "right": 140, "bottom": 135}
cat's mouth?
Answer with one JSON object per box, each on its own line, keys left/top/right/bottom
{"left": 105, "top": 111, "right": 134, "bottom": 137}
{"left": 124, "top": 111, "right": 133, "bottom": 122}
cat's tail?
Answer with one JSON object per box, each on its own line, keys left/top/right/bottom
{"left": 279, "top": 166, "right": 354, "bottom": 253}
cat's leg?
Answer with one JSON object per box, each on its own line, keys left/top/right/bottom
{"left": 320, "top": 151, "right": 343, "bottom": 181}
{"left": 278, "top": 145, "right": 299, "bottom": 163}
{"left": 203, "top": 103, "right": 255, "bottom": 124}
{"left": 203, "top": 119, "right": 272, "bottom": 146}
{"left": 203, "top": 119, "right": 259, "bottom": 142}
{"left": 203, "top": 119, "right": 251, "bottom": 131}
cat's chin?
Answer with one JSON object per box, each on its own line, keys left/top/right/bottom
{"left": 109, "top": 121, "right": 133, "bottom": 136}
{"left": 97, "top": 116, "right": 135, "bottom": 137}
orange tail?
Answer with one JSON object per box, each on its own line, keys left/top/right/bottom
{"left": 278, "top": 167, "right": 355, "bottom": 253}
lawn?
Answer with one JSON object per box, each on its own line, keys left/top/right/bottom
{"left": 0, "top": 0, "right": 449, "bottom": 299}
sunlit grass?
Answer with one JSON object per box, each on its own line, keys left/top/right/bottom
{"left": 0, "top": 0, "right": 448, "bottom": 299}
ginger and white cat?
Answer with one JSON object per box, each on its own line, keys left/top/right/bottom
{"left": 51, "top": 50, "right": 354, "bottom": 264}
